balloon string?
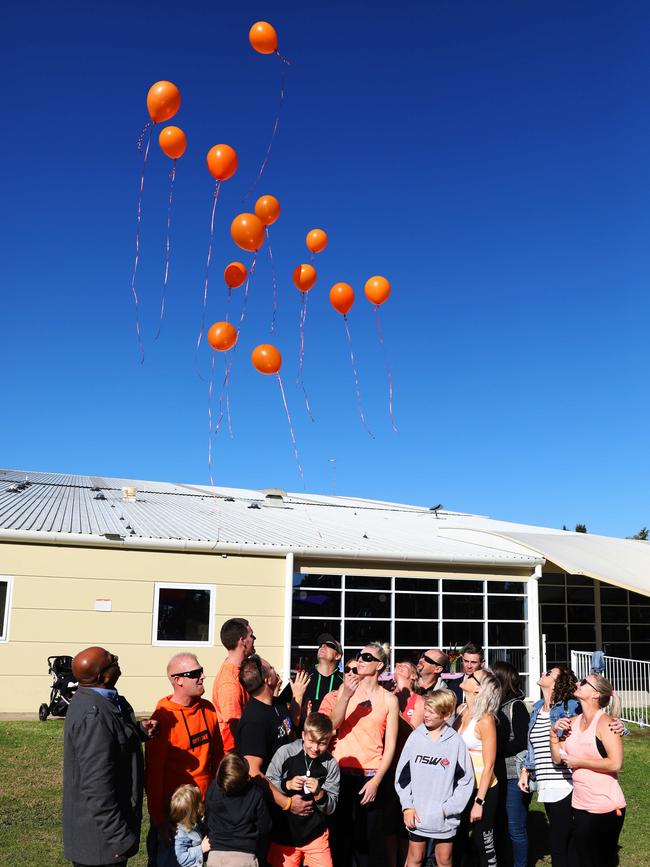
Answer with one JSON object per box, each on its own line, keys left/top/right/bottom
{"left": 374, "top": 307, "right": 398, "bottom": 433}
{"left": 266, "top": 227, "right": 278, "bottom": 334}
{"left": 277, "top": 372, "right": 305, "bottom": 485}
{"left": 130, "top": 123, "right": 153, "bottom": 364}
{"left": 243, "top": 65, "right": 286, "bottom": 201}
{"left": 214, "top": 355, "right": 234, "bottom": 438}
{"left": 275, "top": 49, "right": 291, "bottom": 66}
{"left": 196, "top": 180, "right": 222, "bottom": 356}
{"left": 226, "top": 382, "right": 234, "bottom": 439}
{"left": 154, "top": 161, "right": 177, "bottom": 341}
{"left": 343, "top": 316, "right": 374, "bottom": 438}
{"left": 137, "top": 120, "right": 152, "bottom": 153}
{"left": 237, "top": 251, "right": 258, "bottom": 329}
{"left": 295, "top": 294, "right": 314, "bottom": 421}
{"left": 208, "top": 351, "right": 216, "bottom": 487}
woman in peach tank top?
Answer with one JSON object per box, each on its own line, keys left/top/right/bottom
{"left": 550, "top": 674, "right": 625, "bottom": 867}
{"left": 319, "top": 642, "right": 399, "bottom": 866}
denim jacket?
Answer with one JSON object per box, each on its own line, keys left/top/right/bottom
{"left": 523, "top": 698, "right": 580, "bottom": 772}
{"left": 174, "top": 825, "right": 204, "bottom": 867}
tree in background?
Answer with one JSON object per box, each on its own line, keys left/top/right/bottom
{"left": 575, "top": 523, "right": 587, "bottom": 533}
{"left": 627, "top": 527, "right": 648, "bottom": 540}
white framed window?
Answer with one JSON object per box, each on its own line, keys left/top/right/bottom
{"left": 152, "top": 582, "right": 216, "bottom": 646}
{"left": 0, "top": 575, "right": 13, "bottom": 642}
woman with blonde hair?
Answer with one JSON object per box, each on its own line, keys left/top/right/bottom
{"left": 452, "top": 669, "right": 500, "bottom": 867}
{"left": 550, "top": 674, "right": 625, "bottom": 867}
{"left": 393, "top": 660, "right": 425, "bottom": 728}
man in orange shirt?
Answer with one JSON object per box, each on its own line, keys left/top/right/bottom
{"left": 212, "top": 617, "right": 256, "bottom": 752}
{"left": 145, "top": 653, "right": 222, "bottom": 867}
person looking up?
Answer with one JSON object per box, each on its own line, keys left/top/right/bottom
{"left": 394, "top": 661, "right": 425, "bottom": 728}
{"left": 146, "top": 654, "right": 222, "bottom": 867}
{"left": 416, "top": 649, "right": 463, "bottom": 706}
{"left": 212, "top": 618, "right": 256, "bottom": 752}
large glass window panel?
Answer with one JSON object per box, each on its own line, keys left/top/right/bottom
{"left": 567, "top": 624, "right": 596, "bottom": 643}
{"left": 487, "top": 581, "right": 527, "bottom": 594}
{"left": 291, "top": 618, "right": 341, "bottom": 647}
{"left": 604, "top": 643, "right": 632, "bottom": 658}
{"left": 155, "top": 587, "right": 212, "bottom": 643}
{"left": 292, "top": 589, "right": 341, "bottom": 618}
{"left": 566, "top": 575, "right": 594, "bottom": 588}
{"left": 443, "top": 596, "right": 484, "bottom": 620}
{"left": 396, "top": 577, "right": 439, "bottom": 592}
{"left": 393, "top": 648, "right": 422, "bottom": 665}
{"left": 395, "top": 621, "right": 439, "bottom": 648}
{"left": 629, "top": 606, "right": 650, "bottom": 624}
{"left": 630, "top": 625, "right": 650, "bottom": 642}
{"left": 566, "top": 587, "right": 594, "bottom": 604}
{"left": 442, "top": 580, "right": 484, "bottom": 594}
{"left": 443, "top": 622, "right": 481, "bottom": 647}
{"left": 541, "top": 623, "right": 567, "bottom": 643}
{"left": 629, "top": 591, "right": 648, "bottom": 606}
{"left": 294, "top": 574, "right": 341, "bottom": 589}
{"left": 345, "top": 591, "right": 390, "bottom": 619}
{"left": 345, "top": 576, "right": 391, "bottom": 591}
{"left": 631, "top": 644, "right": 650, "bottom": 661}
{"left": 601, "top": 606, "right": 629, "bottom": 624}
{"left": 546, "top": 643, "right": 570, "bottom": 667}
{"left": 540, "top": 573, "right": 566, "bottom": 586}
{"left": 539, "top": 585, "right": 565, "bottom": 604}
{"left": 488, "top": 648, "right": 528, "bottom": 670}
{"left": 291, "top": 648, "right": 319, "bottom": 672}
{"left": 395, "top": 593, "right": 438, "bottom": 619}
{"left": 600, "top": 586, "right": 628, "bottom": 605}
{"left": 345, "top": 619, "right": 390, "bottom": 645}
{"left": 487, "top": 596, "right": 525, "bottom": 620}
{"left": 488, "top": 622, "right": 526, "bottom": 646}
{"left": 541, "top": 604, "right": 565, "bottom": 623}
{"left": 601, "top": 624, "right": 630, "bottom": 643}
{"left": 567, "top": 605, "right": 595, "bottom": 624}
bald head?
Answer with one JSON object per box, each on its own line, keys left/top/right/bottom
{"left": 166, "top": 654, "right": 199, "bottom": 681}
{"left": 72, "top": 647, "right": 121, "bottom": 687}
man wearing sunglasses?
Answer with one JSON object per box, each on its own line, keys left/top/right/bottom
{"left": 416, "top": 648, "right": 464, "bottom": 706}
{"left": 145, "top": 654, "right": 222, "bottom": 867}
{"left": 63, "top": 646, "right": 154, "bottom": 867}
{"left": 285, "top": 633, "right": 345, "bottom": 726}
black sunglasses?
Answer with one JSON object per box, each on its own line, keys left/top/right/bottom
{"left": 99, "top": 654, "right": 119, "bottom": 675}
{"left": 171, "top": 667, "right": 204, "bottom": 680}
{"left": 344, "top": 666, "right": 358, "bottom": 675}
{"left": 579, "top": 677, "right": 599, "bottom": 692}
{"left": 465, "top": 673, "right": 482, "bottom": 685}
{"left": 420, "top": 653, "right": 446, "bottom": 667}
{"left": 321, "top": 641, "right": 339, "bottom": 651}
{"left": 356, "top": 652, "right": 381, "bottom": 663}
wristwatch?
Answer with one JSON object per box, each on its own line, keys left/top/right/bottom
{"left": 474, "top": 796, "right": 485, "bottom": 806}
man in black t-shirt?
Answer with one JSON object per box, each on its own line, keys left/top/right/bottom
{"left": 236, "top": 656, "right": 294, "bottom": 774}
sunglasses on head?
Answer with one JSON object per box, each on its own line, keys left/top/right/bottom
{"left": 465, "top": 673, "right": 482, "bottom": 685}
{"left": 321, "top": 641, "right": 339, "bottom": 651}
{"left": 420, "top": 653, "right": 446, "bottom": 667}
{"left": 356, "top": 652, "right": 381, "bottom": 663}
{"left": 171, "top": 667, "right": 204, "bottom": 680}
{"left": 579, "top": 677, "right": 600, "bottom": 692}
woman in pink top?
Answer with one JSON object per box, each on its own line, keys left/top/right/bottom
{"left": 394, "top": 660, "right": 425, "bottom": 728}
{"left": 320, "top": 642, "right": 399, "bottom": 866}
{"left": 550, "top": 674, "right": 625, "bottom": 867}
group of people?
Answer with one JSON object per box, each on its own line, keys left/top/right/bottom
{"left": 62, "top": 624, "right": 627, "bottom": 867}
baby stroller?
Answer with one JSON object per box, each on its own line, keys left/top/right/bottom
{"left": 38, "top": 655, "right": 78, "bottom": 720}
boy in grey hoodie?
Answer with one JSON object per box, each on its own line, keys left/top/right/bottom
{"left": 395, "top": 689, "right": 474, "bottom": 867}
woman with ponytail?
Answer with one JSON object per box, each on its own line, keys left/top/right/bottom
{"left": 550, "top": 675, "right": 626, "bottom": 867}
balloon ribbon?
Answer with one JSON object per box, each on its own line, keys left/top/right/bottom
{"left": 208, "top": 352, "right": 216, "bottom": 487}
{"left": 277, "top": 372, "right": 305, "bottom": 484}
{"left": 266, "top": 227, "right": 278, "bottom": 334}
{"left": 297, "top": 294, "right": 314, "bottom": 421}
{"left": 155, "top": 161, "right": 177, "bottom": 341}
{"left": 130, "top": 122, "right": 153, "bottom": 364}
{"left": 196, "top": 181, "right": 222, "bottom": 357}
{"left": 243, "top": 62, "right": 288, "bottom": 200}
{"left": 343, "top": 316, "right": 374, "bottom": 438}
{"left": 237, "top": 251, "right": 258, "bottom": 329}
{"left": 374, "top": 307, "right": 398, "bottom": 432}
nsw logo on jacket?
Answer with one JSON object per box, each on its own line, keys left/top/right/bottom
{"left": 413, "top": 755, "right": 450, "bottom": 767}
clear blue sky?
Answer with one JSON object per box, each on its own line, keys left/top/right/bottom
{"left": 2, "top": 1, "right": 649, "bottom": 537}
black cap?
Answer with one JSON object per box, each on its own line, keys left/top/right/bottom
{"left": 316, "top": 633, "right": 342, "bottom": 656}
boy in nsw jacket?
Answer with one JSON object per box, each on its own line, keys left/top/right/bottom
{"left": 395, "top": 690, "right": 474, "bottom": 867}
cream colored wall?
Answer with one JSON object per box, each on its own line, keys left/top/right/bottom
{"left": 0, "top": 542, "right": 286, "bottom": 714}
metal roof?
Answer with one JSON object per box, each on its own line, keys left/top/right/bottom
{"left": 0, "top": 469, "right": 539, "bottom": 567}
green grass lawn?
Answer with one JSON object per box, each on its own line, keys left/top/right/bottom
{"left": 1, "top": 721, "right": 649, "bottom": 865}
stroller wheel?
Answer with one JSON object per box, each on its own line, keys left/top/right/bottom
{"left": 38, "top": 703, "right": 49, "bottom": 721}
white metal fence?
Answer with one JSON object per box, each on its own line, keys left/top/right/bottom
{"left": 571, "top": 650, "right": 650, "bottom": 728}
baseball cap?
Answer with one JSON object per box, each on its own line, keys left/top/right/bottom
{"left": 317, "top": 633, "right": 342, "bottom": 655}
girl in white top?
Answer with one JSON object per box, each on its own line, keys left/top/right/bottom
{"left": 452, "top": 669, "right": 500, "bottom": 867}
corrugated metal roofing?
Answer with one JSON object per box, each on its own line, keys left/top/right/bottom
{"left": 0, "top": 469, "right": 539, "bottom": 566}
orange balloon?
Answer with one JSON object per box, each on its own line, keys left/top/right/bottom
{"left": 231, "top": 213, "right": 265, "bottom": 252}
{"left": 364, "top": 275, "right": 391, "bottom": 306}
{"left": 252, "top": 343, "right": 282, "bottom": 374}
{"left": 147, "top": 81, "right": 181, "bottom": 123}
{"left": 158, "top": 126, "right": 187, "bottom": 160}
{"left": 224, "top": 262, "right": 247, "bottom": 288}
{"left": 293, "top": 264, "right": 317, "bottom": 293}
{"left": 207, "top": 321, "right": 238, "bottom": 352}
{"left": 254, "top": 195, "right": 281, "bottom": 226}
{"left": 206, "top": 144, "right": 238, "bottom": 181}
{"left": 306, "top": 229, "right": 328, "bottom": 254}
{"left": 249, "top": 21, "right": 278, "bottom": 54}
{"left": 330, "top": 282, "right": 354, "bottom": 316}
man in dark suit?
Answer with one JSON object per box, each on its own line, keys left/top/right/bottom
{"left": 63, "top": 646, "right": 157, "bottom": 866}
